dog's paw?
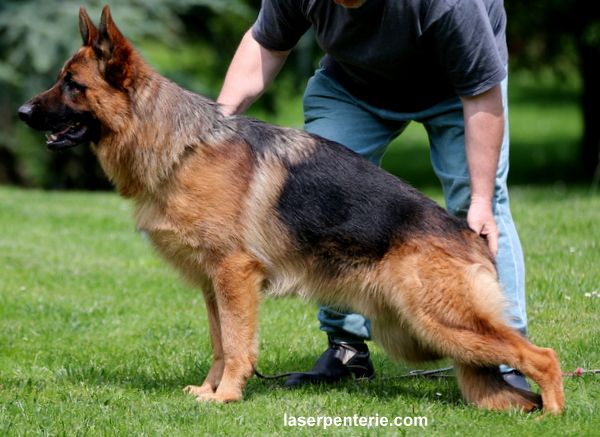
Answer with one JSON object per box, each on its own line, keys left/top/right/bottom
{"left": 190, "top": 389, "right": 242, "bottom": 403}
{"left": 183, "top": 384, "right": 214, "bottom": 397}
{"left": 541, "top": 399, "right": 564, "bottom": 416}
{"left": 184, "top": 384, "right": 242, "bottom": 403}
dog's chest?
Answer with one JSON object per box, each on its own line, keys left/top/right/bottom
{"left": 133, "top": 196, "right": 239, "bottom": 270}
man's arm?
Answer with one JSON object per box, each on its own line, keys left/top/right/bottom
{"left": 217, "top": 29, "right": 290, "bottom": 116}
{"left": 460, "top": 84, "right": 504, "bottom": 256}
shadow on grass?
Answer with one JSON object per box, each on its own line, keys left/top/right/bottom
{"left": 245, "top": 355, "right": 462, "bottom": 406}
{"left": 13, "top": 351, "right": 462, "bottom": 406}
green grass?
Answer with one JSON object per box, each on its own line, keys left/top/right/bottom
{"left": 0, "top": 185, "right": 598, "bottom": 436}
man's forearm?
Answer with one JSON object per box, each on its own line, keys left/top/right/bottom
{"left": 460, "top": 84, "right": 504, "bottom": 255}
{"left": 461, "top": 85, "right": 504, "bottom": 205}
{"left": 217, "top": 29, "right": 290, "bottom": 116}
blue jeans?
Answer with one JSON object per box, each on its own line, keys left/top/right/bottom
{"left": 303, "top": 68, "right": 527, "bottom": 343}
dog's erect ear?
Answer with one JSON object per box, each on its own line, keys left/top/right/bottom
{"left": 98, "top": 5, "right": 127, "bottom": 53}
{"left": 95, "top": 5, "right": 137, "bottom": 89}
{"left": 79, "top": 7, "right": 98, "bottom": 46}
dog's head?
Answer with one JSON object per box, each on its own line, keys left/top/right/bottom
{"left": 18, "top": 6, "right": 141, "bottom": 150}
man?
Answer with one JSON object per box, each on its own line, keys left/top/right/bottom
{"left": 217, "top": 0, "right": 530, "bottom": 392}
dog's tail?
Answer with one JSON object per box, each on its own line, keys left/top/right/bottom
{"left": 454, "top": 364, "right": 542, "bottom": 412}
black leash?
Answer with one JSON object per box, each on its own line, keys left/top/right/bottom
{"left": 253, "top": 366, "right": 454, "bottom": 380}
{"left": 254, "top": 369, "right": 296, "bottom": 380}
{"left": 254, "top": 366, "right": 600, "bottom": 381}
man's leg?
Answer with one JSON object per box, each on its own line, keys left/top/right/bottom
{"left": 284, "top": 68, "right": 407, "bottom": 387}
{"left": 419, "top": 78, "right": 530, "bottom": 390}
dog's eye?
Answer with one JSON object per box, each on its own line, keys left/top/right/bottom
{"left": 63, "top": 73, "right": 86, "bottom": 93}
{"left": 67, "top": 80, "right": 86, "bottom": 93}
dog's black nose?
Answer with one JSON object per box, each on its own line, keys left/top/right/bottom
{"left": 17, "top": 103, "right": 34, "bottom": 122}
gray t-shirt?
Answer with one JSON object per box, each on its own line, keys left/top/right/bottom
{"left": 252, "top": 0, "right": 507, "bottom": 112}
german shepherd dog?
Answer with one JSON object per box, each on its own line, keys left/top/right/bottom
{"left": 19, "top": 7, "right": 564, "bottom": 414}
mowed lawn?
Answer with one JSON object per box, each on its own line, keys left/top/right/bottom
{"left": 0, "top": 184, "right": 598, "bottom": 436}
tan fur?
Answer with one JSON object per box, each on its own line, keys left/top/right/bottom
{"left": 454, "top": 365, "right": 543, "bottom": 412}
{"left": 22, "top": 7, "right": 564, "bottom": 413}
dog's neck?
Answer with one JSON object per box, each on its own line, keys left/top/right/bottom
{"left": 93, "top": 73, "right": 225, "bottom": 199}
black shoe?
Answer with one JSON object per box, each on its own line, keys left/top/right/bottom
{"left": 284, "top": 336, "right": 375, "bottom": 388}
{"left": 502, "top": 370, "right": 531, "bottom": 391}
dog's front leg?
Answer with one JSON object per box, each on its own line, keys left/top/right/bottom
{"left": 184, "top": 281, "right": 224, "bottom": 397}
{"left": 190, "top": 252, "right": 263, "bottom": 403}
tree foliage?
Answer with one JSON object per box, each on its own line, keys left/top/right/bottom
{"left": 505, "top": 0, "right": 600, "bottom": 178}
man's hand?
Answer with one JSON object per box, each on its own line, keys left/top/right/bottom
{"left": 467, "top": 196, "right": 498, "bottom": 257}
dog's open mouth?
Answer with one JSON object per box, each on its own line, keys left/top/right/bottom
{"left": 45, "top": 122, "right": 90, "bottom": 150}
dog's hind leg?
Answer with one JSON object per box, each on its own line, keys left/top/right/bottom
{"left": 373, "top": 311, "right": 547, "bottom": 412}
{"left": 184, "top": 280, "right": 225, "bottom": 398}
{"left": 408, "top": 275, "right": 564, "bottom": 414}
{"left": 383, "top": 250, "right": 564, "bottom": 414}
{"left": 188, "top": 252, "right": 264, "bottom": 403}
